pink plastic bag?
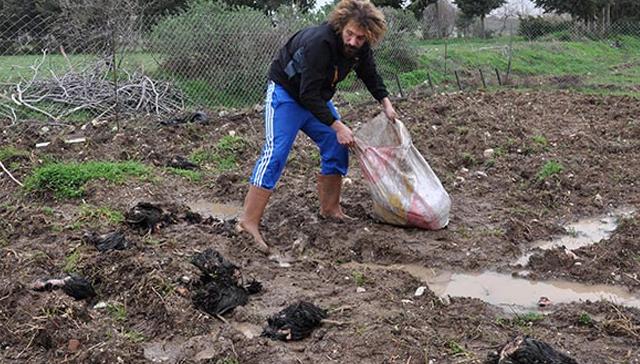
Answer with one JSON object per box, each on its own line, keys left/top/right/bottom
{"left": 354, "top": 113, "right": 451, "bottom": 230}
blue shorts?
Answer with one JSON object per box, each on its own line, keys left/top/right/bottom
{"left": 249, "top": 81, "right": 349, "bottom": 190}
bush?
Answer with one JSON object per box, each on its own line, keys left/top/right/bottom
{"left": 375, "top": 8, "right": 421, "bottom": 75}
{"left": 149, "top": 0, "right": 288, "bottom": 107}
{"left": 519, "top": 16, "right": 573, "bottom": 40}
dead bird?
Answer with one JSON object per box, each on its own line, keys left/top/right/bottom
{"left": 486, "top": 335, "right": 578, "bottom": 364}
{"left": 125, "top": 202, "right": 169, "bottom": 232}
{"left": 32, "top": 276, "right": 96, "bottom": 300}
{"left": 262, "top": 301, "right": 327, "bottom": 341}
{"left": 191, "top": 248, "right": 262, "bottom": 316}
{"left": 167, "top": 155, "right": 199, "bottom": 170}
{"left": 83, "top": 231, "right": 130, "bottom": 252}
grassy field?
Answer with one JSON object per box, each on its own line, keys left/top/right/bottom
{"left": 0, "top": 52, "right": 160, "bottom": 82}
{"left": 403, "top": 35, "right": 640, "bottom": 96}
{"left": 1, "top": 35, "right": 639, "bottom": 117}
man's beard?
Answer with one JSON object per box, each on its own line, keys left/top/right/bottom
{"left": 343, "top": 45, "right": 359, "bottom": 58}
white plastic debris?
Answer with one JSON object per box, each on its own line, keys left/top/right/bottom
{"left": 414, "top": 286, "right": 427, "bottom": 297}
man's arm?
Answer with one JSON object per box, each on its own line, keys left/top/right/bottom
{"left": 355, "top": 50, "right": 397, "bottom": 121}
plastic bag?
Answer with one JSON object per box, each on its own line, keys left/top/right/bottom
{"left": 353, "top": 113, "right": 451, "bottom": 230}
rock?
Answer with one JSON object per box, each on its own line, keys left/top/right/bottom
{"left": 356, "top": 287, "right": 366, "bottom": 293}
{"left": 414, "top": 286, "right": 427, "bottom": 297}
{"left": 594, "top": 193, "right": 603, "bottom": 207}
{"left": 68, "top": 339, "right": 80, "bottom": 352}
{"left": 483, "top": 148, "right": 495, "bottom": 159}
{"left": 93, "top": 301, "right": 107, "bottom": 309}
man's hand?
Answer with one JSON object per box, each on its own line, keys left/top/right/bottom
{"left": 381, "top": 97, "right": 397, "bottom": 122}
{"left": 331, "top": 120, "right": 354, "bottom": 147}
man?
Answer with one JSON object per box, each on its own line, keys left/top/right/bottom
{"left": 237, "top": 0, "right": 397, "bottom": 253}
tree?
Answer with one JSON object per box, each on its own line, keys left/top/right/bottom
{"left": 421, "top": 0, "right": 456, "bottom": 38}
{"left": 408, "top": 0, "right": 437, "bottom": 19}
{"left": 452, "top": 0, "right": 506, "bottom": 37}
{"left": 533, "top": 0, "right": 640, "bottom": 24}
{"left": 532, "top": 0, "right": 603, "bottom": 23}
{"left": 372, "top": 0, "right": 404, "bottom": 9}
{"left": 222, "top": 0, "right": 316, "bottom": 13}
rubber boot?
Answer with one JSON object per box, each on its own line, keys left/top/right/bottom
{"left": 237, "top": 185, "right": 272, "bottom": 253}
{"left": 317, "top": 174, "right": 354, "bottom": 220}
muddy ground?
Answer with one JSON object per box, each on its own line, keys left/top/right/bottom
{"left": 1, "top": 89, "right": 639, "bottom": 363}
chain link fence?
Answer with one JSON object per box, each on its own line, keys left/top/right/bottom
{"left": 1, "top": 2, "right": 639, "bottom": 124}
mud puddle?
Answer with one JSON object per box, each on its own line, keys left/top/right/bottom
{"left": 186, "top": 200, "right": 242, "bottom": 220}
{"left": 515, "top": 208, "right": 635, "bottom": 266}
{"left": 347, "top": 209, "right": 639, "bottom": 311}
{"left": 349, "top": 263, "right": 640, "bottom": 311}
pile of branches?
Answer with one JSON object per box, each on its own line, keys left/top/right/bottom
{"left": 2, "top": 51, "right": 183, "bottom": 123}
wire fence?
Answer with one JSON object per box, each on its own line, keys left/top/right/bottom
{"left": 1, "top": 2, "right": 639, "bottom": 124}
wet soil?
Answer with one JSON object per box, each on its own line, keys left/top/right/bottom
{"left": 1, "top": 89, "right": 640, "bottom": 363}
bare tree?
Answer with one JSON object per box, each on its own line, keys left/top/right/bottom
{"left": 422, "top": 0, "right": 457, "bottom": 38}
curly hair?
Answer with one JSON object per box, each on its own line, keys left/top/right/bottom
{"left": 328, "top": 0, "right": 387, "bottom": 45}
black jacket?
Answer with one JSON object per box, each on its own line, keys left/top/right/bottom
{"left": 268, "top": 22, "right": 389, "bottom": 125}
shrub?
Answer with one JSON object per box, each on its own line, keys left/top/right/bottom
{"left": 149, "top": 0, "right": 288, "bottom": 107}
{"left": 375, "top": 8, "right": 421, "bottom": 75}
{"left": 519, "top": 16, "right": 573, "bottom": 40}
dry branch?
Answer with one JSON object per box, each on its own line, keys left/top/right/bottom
{"left": 7, "top": 57, "right": 183, "bottom": 122}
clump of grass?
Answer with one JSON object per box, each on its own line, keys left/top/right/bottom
{"left": 107, "top": 303, "right": 127, "bottom": 322}
{"left": 166, "top": 167, "right": 203, "bottom": 182}
{"left": 461, "top": 152, "right": 476, "bottom": 167}
{"left": 190, "top": 135, "right": 246, "bottom": 172}
{"left": 216, "top": 358, "right": 239, "bottom": 364}
{"left": 63, "top": 249, "right": 80, "bottom": 273}
{"left": 536, "top": 160, "right": 563, "bottom": 181}
{"left": 447, "top": 340, "right": 467, "bottom": 355}
{"left": 513, "top": 312, "right": 545, "bottom": 326}
{"left": 0, "top": 147, "right": 29, "bottom": 162}
{"left": 24, "top": 161, "right": 149, "bottom": 198}
{"left": 79, "top": 205, "right": 125, "bottom": 225}
{"left": 351, "top": 271, "right": 366, "bottom": 287}
{"left": 532, "top": 134, "right": 548, "bottom": 147}
{"left": 123, "top": 329, "right": 145, "bottom": 343}
{"left": 578, "top": 312, "right": 593, "bottom": 326}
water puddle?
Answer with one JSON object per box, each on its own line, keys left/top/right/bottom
{"left": 349, "top": 263, "right": 640, "bottom": 311}
{"left": 187, "top": 200, "right": 242, "bottom": 220}
{"left": 346, "top": 208, "right": 640, "bottom": 311}
{"left": 515, "top": 208, "right": 635, "bottom": 266}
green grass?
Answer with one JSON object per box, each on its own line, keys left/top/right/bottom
{"left": 79, "top": 205, "right": 125, "bottom": 226}
{"left": 578, "top": 312, "right": 593, "bottom": 326}
{"left": 166, "top": 167, "right": 203, "bottom": 182}
{"left": 513, "top": 312, "right": 545, "bottom": 326}
{"left": 123, "top": 329, "right": 145, "bottom": 343}
{"left": 531, "top": 135, "right": 548, "bottom": 147}
{"left": 536, "top": 160, "right": 564, "bottom": 182}
{"left": 413, "top": 35, "right": 640, "bottom": 96}
{"left": 0, "top": 52, "right": 159, "bottom": 82}
{"left": 107, "top": 303, "right": 127, "bottom": 322}
{"left": 190, "top": 135, "right": 246, "bottom": 172}
{"left": 0, "top": 147, "right": 29, "bottom": 162}
{"left": 351, "top": 271, "right": 366, "bottom": 287}
{"left": 24, "top": 161, "right": 149, "bottom": 198}
{"left": 63, "top": 249, "right": 80, "bottom": 273}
